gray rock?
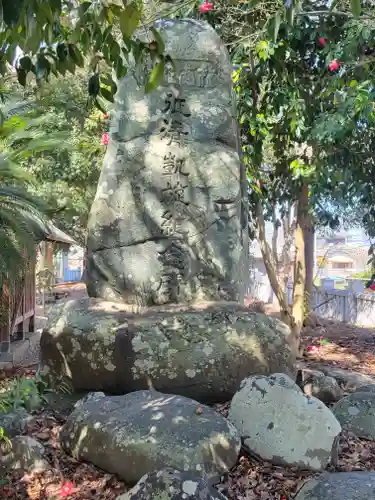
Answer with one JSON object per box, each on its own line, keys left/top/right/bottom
{"left": 297, "top": 369, "right": 343, "bottom": 404}
{"left": 39, "top": 298, "right": 296, "bottom": 403}
{"left": 294, "top": 472, "right": 375, "bottom": 500}
{"left": 0, "top": 409, "right": 35, "bottom": 438}
{"left": 0, "top": 436, "right": 49, "bottom": 474}
{"left": 60, "top": 390, "right": 240, "bottom": 485}
{"left": 332, "top": 392, "right": 375, "bottom": 439}
{"left": 354, "top": 384, "right": 375, "bottom": 394}
{"left": 302, "top": 364, "right": 375, "bottom": 391}
{"left": 265, "top": 373, "right": 301, "bottom": 391}
{"left": 116, "top": 469, "right": 228, "bottom": 500}
{"left": 228, "top": 374, "right": 341, "bottom": 471}
{"left": 86, "top": 19, "right": 248, "bottom": 306}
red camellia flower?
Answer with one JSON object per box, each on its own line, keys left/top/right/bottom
{"left": 60, "top": 481, "right": 75, "bottom": 497}
{"left": 318, "top": 36, "right": 327, "bottom": 47}
{"left": 199, "top": 0, "right": 214, "bottom": 12}
{"left": 101, "top": 132, "right": 109, "bottom": 146}
{"left": 328, "top": 59, "right": 340, "bottom": 72}
{"left": 370, "top": 283, "right": 375, "bottom": 291}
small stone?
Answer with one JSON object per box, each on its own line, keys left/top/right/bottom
{"left": 0, "top": 409, "right": 35, "bottom": 438}
{"left": 0, "top": 436, "right": 49, "bottom": 474}
{"left": 297, "top": 369, "right": 343, "bottom": 404}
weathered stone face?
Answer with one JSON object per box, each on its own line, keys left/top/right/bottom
{"left": 116, "top": 468, "right": 229, "bottom": 500}
{"left": 228, "top": 374, "right": 341, "bottom": 471}
{"left": 60, "top": 391, "right": 240, "bottom": 485}
{"left": 38, "top": 298, "right": 296, "bottom": 403}
{"left": 86, "top": 19, "right": 247, "bottom": 306}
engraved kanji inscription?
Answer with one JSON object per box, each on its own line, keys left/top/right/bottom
{"left": 162, "top": 179, "right": 186, "bottom": 204}
{"left": 161, "top": 209, "right": 188, "bottom": 237}
{"left": 159, "top": 118, "right": 189, "bottom": 147}
{"left": 162, "top": 93, "right": 191, "bottom": 117}
{"left": 162, "top": 153, "right": 189, "bottom": 176}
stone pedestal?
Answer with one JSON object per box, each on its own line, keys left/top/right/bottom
{"left": 39, "top": 298, "right": 295, "bottom": 403}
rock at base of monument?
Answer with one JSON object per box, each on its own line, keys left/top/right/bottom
{"left": 60, "top": 391, "right": 240, "bottom": 485}
{"left": 294, "top": 472, "right": 375, "bottom": 500}
{"left": 116, "top": 469, "right": 228, "bottom": 500}
{"left": 39, "top": 298, "right": 296, "bottom": 403}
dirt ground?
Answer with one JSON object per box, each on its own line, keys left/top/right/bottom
{"left": 3, "top": 287, "right": 375, "bottom": 499}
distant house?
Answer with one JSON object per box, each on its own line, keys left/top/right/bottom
{"left": 249, "top": 225, "right": 371, "bottom": 301}
{"left": 316, "top": 245, "right": 369, "bottom": 278}
{"left": 316, "top": 229, "right": 370, "bottom": 279}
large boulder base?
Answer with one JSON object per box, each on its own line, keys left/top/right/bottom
{"left": 228, "top": 374, "right": 341, "bottom": 471}
{"left": 116, "top": 469, "right": 228, "bottom": 500}
{"left": 60, "top": 391, "right": 240, "bottom": 485}
{"left": 39, "top": 298, "right": 296, "bottom": 403}
{"left": 294, "top": 472, "right": 375, "bottom": 500}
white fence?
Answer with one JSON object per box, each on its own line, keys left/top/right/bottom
{"left": 286, "top": 279, "right": 375, "bottom": 328}
{"left": 247, "top": 273, "right": 375, "bottom": 327}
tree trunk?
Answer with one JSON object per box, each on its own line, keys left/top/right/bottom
{"left": 271, "top": 206, "right": 279, "bottom": 270}
{"left": 256, "top": 201, "right": 291, "bottom": 322}
{"left": 304, "top": 215, "right": 315, "bottom": 314}
{"left": 291, "top": 183, "right": 309, "bottom": 349}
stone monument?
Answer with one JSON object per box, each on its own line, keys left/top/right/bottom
{"left": 39, "top": 20, "right": 295, "bottom": 403}
{"left": 86, "top": 19, "right": 248, "bottom": 305}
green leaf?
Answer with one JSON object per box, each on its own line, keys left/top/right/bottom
{"left": 56, "top": 43, "right": 68, "bottom": 62}
{"left": 100, "top": 86, "right": 115, "bottom": 102}
{"left": 120, "top": 5, "right": 141, "bottom": 39}
{"left": 68, "top": 44, "right": 85, "bottom": 68}
{"left": 351, "top": 0, "right": 361, "bottom": 18}
{"left": 150, "top": 27, "right": 165, "bottom": 54}
{"left": 145, "top": 61, "right": 165, "bottom": 93}
{"left": 88, "top": 73, "right": 100, "bottom": 97}
{"left": 115, "top": 58, "right": 127, "bottom": 79}
{"left": 16, "top": 68, "right": 27, "bottom": 87}
{"left": 273, "top": 14, "right": 282, "bottom": 43}
{"left": 18, "top": 56, "right": 33, "bottom": 72}
{"left": 94, "top": 96, "right": 107, "bottom": 114}
{"left": 35, "top": 55, "right": 51, "bottom": 80}
{"left": 267, "top": 13, "right": 282, "bottom": 43}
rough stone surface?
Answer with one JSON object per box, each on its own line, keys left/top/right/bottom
{"left": 86, "top": 19, "right": 248, "bottom": 306}
{"left": 116, "top": 469, "right": 228, "bottom": 500}
{"left": 0, "top": 436, "right": 49, "bottom": 474}
{"left": 294, "top": 472, "right": 375, "bottom": 500}
{"left": 39, "top": 298, "right": 296, "bottom": 403}
{"left": 0, "top": 409, "right": 35, "bottom": 438}
{"left": 60, "top": 390, "right": 240, "bottom": 485}
{"left": 228, "top": 374, "right": 341, "bottom": 471}
{"left": 354, "top": 384, "right": 375, "bottom": 394}
{"left": 332, "top": 392, "right": 375, "bottom": 439}
{"left": 301, "top": 364, "right": 375, "bottom": 391}
{"left": 297, "top": 369, "right": 343, "bottom": 404}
